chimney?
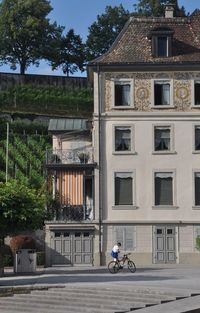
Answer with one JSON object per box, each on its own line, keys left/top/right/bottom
{"left": 165, "top": 4, "right": 175, "bottom": 18}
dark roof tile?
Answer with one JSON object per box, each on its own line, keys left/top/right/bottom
{"left": 90, "top": 14, "right": 200, "bottom": 65}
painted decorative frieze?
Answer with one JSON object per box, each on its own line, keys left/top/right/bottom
{"left": 134, "top": 79, "right": 151, "bottom": 111}
{"left": 174, "top": 80, "right": 191, "bottom": 111}
{"left": 104, "top": 72, "right": 199, "bottom": 112}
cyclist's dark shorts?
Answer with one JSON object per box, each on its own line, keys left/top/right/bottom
{"left": 111, "top": 251, "right": 118, "bottom": 258}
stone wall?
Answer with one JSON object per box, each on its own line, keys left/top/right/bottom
{"left": 0, "top": 72, "right": 90, "bottom": 90}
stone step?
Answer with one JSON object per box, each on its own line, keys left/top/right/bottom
{"left": 35, "top": 288, "right": 177, "bottom": 303}
{"left": 133, "top": 295, "right": 200, "bottom": 313}
{"left": 0, "top": 284, "right": 196, "bottom": 313}
{"left": 13, "top": 293, "right": 147, "bottom": 309}
{"left": 0, "top": 298, "right": 135, "bottom": 313}
{"left": 29, "top": 291, "right": 166, "bottom": 304}
{"left": 61, "top": 285, "right": 192, "bottom": 298}
{"left": 0, "top": 302, "right": 130, "bottom": 313}
{"left": 0, "top": 305, "right": 127, "bottom": 313}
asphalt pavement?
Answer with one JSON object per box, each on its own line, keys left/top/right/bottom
{"left": 0, "top": 264, "right": 200, "bottom": 291}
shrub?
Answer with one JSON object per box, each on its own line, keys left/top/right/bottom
{"left": 4, "top": 254, "right": 13, "bottom": 267}
{"left": 10, "top": 235, "right": 36, "bottom": 252}
{"left": 196, "top": 236, "right": 200, "bottom": 250}
{"left": 37, "top": 251, "right": 45, "bottom": 266}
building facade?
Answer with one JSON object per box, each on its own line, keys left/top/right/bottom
{"left": 89, "top": 7, "right": 200, "bottom": 265}
{"left": 45, "top": 119, "right": 100, "bottom": 266}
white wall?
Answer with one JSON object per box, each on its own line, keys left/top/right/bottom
{"left": 101, "top": 114, "right": 200, "bottom": 223}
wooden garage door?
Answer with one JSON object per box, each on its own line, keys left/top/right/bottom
{"left": 50, "top": 230, "right": 93, "bottom": 266}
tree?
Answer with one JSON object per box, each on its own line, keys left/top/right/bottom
{"left": 86, "top": 5, "right": 130, "bottom": 60}
{"left": 133, "top": 0, "right": 186, "bottom": 17}
{"left": 50, "top": 29, "right": 85, "bottom": 76}
{"left": 0, "top": 180, "right": 46, "bottom": 238}
{"left": 0, "top": 0, "right": 63, "bottom": 74}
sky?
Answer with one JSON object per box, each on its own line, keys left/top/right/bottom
{"left": 1, "top": 0, "right": 199, "bottom": 77}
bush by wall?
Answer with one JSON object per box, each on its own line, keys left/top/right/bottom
{"left": 10, "top": 235, "right": 36, "bottom": 252}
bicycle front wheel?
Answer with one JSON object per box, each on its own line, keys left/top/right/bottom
{"left": 108, "top": 261, "right": 119, "bottom": 274}
{"left": 128, "top": 260, "right": 136, "bottom": 273}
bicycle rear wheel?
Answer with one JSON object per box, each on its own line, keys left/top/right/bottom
{"left": 108, "top": 261, "right": 119, "bottom": 274}
{"left": 128, "top": 260, "right": 136, "bottom": 273}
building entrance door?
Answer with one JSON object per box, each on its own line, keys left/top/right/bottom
{"left": 154, "top": 226, "right": 176, "bottom": 263}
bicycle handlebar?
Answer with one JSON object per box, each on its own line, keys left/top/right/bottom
{"left": 123, "top": 253, "right": 131, "bottom": 257}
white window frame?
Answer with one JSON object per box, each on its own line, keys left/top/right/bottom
{"left": 111, "top": 78, "right": 134, "bottom": 108}
{"left": 193, "top": 170, "right": 200, "bottom": 209}
{"left": 152, "top": 169, "right": 177, "bottom": 209}
{"left": 152, "top": 124, "right": 175, "bottom": 154}
{"left": 151, "top": 79, "right": 174, "bottom": 108}
{"left": 191, "top": 80, "right": 200, "bottom": 107}
{"left": 112, "top": 124, "right": 135, "bottom": 154}
{"left": 193, "top": 124, "right": 200, "bottom": 154}
{"left": 113, "top": 226, "right": 136, "bottom": 251}
{"left": 112, "top": 170, "right": 137, "bottom": 209}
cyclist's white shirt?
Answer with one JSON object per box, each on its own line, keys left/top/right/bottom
{"left": 112, "top": 244, "right": 119, "bottom": 253}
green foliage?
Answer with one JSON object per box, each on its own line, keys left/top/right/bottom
{"left": 0, "top": 180, "right": 46, "bottom": 237}
{"left": 133, "top": 0, "right": 186, "bottom": 17}
{"left": 0, "top": 120, "right": 49, "bottom": 139}
{"left": 0, "top": 122, "right": 50, "bottom": 246}
{"left": 0, "top": 120, "right": 51, "bottom": 190}
{"left": 37, "top": 251, "right": 45, "bottom": 266}
{"left": 0, "top": 0, "right": 63, "bottom": 74}
{"left": 3, "top": 253, "right": 13, "bottom": 267}
{"left": 86, "top": 5, "right": 130, "bottom": 60}
{"left": 50, "top": 29, "right": 86, "bottom": 76}
{"left": 86, "top": 1, "right": 186, "bottom": 61}
{"left": 196, "top": 236, "right": 200, "bottom": 250}
{"left": 0, "top": 85, "right": 93, "bottom": 116}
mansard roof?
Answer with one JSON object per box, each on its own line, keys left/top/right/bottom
{"left": 89, "top": 10, "right": 200, "bottom": 67}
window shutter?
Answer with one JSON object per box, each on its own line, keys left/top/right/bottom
{"left": 195, "top": 226, "right": 200, "bottom": 238}
{"left": 114, "top": 226, "right": 136, "bottom": 251}
{"left": 125, "top": 226, "right": 136, "bottom": 251}
{"left": 114, "top": 227, "right": 124, "bottom": 248}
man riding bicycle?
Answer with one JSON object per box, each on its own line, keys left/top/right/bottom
{"left": 111, "top": 242, "right": 123, "bottom": 268}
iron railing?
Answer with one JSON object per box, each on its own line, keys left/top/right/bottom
{"left": 49, "top": 204, "right": 94, "bottom": 222}
{"left": 46, "top": 148, "right": 94, "bottom": 165}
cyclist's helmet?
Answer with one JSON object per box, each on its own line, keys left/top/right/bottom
{"left": 117, "top": 242, "right": 121, "bottom": 246}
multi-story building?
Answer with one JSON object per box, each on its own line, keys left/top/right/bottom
{"left": 88, "top": 6, "right": 200, "bottom": 265}
{"left": 45, "top": 118, "right": 100, "bottom": 266}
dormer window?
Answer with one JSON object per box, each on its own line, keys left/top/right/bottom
{"left": 149, "top": 27, "right": 174, "bottom": 58}
{"left": 157, "top": 36, "right": 168, "bottom": 57}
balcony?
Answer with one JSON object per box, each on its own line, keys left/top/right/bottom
{"left": 46, "top": 148, "right": 94, "bottom": 166}
{"left": 48, "top": 205, "right": 94, "bottom": 223}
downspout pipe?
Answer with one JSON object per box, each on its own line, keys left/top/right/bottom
{"left": 97, "top": 64, "right": 102, "bottom": 265}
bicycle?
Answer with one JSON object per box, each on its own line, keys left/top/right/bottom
{"left": 108, "top": 253, "right": 136, "bottom": 274}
